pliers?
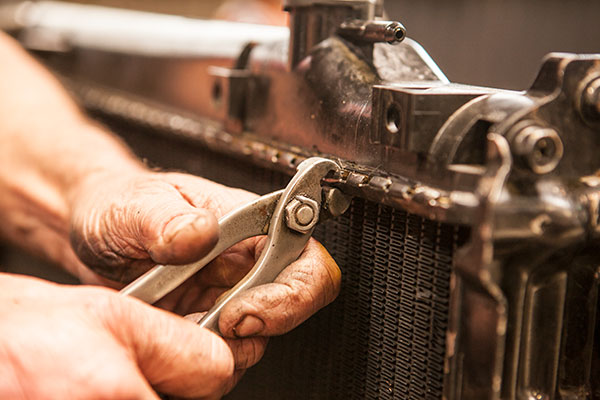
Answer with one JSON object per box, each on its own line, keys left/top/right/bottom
{"left": 120, "top": 157, "right": 350, "bottom": 334}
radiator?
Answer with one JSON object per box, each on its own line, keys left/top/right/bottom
{"left": 4, "top": 1, "right": 600, "bottom": 398}
{"left": 231, "top": 199, "right": 467, "bottom": 400}
{"left": 111, "top": 123, "right": 468, "bottom": 399}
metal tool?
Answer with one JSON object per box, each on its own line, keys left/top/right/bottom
{"left": 120, "top": 157, "right": 350, "bottom": 333}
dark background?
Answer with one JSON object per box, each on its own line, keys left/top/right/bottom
{"left": 387, "top": 0, "right": 600, "bottom": 89}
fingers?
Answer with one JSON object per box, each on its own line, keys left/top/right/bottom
{"left": 217, "top": 240, "right": 341, "bottom": 338}
{"left": 188, "top": 370, "right": 246, "bottom": 400}
{"left": 134, "top": 178, "right": 219, "bottom": 266}
{"left": 225, "top": 336, "right": 269, "bottom": 370}
{"left": 147, "top": 208, "right": 218, "bottom": 265}
{"left": 185, "top": 313, "right": 269, "bottom": 371}
{"left": 104, "top": 295, "right": 235, "bottom": 399}
{"left": 160, "top": 173, "right": 258, "bottom": 218}
{"left": 107, "top": 364, "right": 162, "bottom": 400}
{"left": 196, "top": 238, "right": 260, "bottom": 289}
{"left": 70, "top": 173, "right": 220, "bottom": 282}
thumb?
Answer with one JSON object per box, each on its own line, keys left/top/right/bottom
{"left": 71, "top": 173, "right": 219, "bottom": 280}
{"left": 108, "top": 295, "right": 234, "bottom": 398}
{"left": 131, "top": 179, "right": 220, "bottom": 266}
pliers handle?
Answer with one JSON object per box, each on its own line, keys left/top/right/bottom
{"left": 121, "top": 157, "right": 349, "bottom": 334}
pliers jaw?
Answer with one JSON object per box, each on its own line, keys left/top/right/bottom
{"left": 120, "top": 157, "right": 350, "bottom": 335}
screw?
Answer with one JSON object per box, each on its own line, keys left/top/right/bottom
{"left": 285, "top": 196, "right": 319, "bottom": 233}
{"left": 511, "top": 124, "right": 564, "bottom": 174}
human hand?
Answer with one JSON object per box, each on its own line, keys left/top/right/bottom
{"left": 0, "top": 30, "right": 340, "bottom": 397}
{"left": 68, "top": 170, "right": 342, "bottom": 394}
{"left": 0, "top": 274, "right": 235, "bottom": 399}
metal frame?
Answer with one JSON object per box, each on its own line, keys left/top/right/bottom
{"left": 2, "top": 1, "right": 599, "bottom": 398}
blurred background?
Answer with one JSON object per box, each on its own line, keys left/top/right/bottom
{"left": 60, "top": 0, "right": 600, "bottom": 90}
{"left": 1, "top": 0, "right": 599, "bottom": 282}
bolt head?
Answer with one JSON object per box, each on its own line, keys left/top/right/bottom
{"left": 511, "top": 124, "right": 564, "bottom": 174}
{"left": 285, "top": 195, "right": 319, "bottom": 233}
{"left": 295, "top": 204, "right": 315, "bottom": 226}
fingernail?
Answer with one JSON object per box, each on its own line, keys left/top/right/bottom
{"left": 163, "top": 214, "right": 205, "bottom": 243}
{"left": 233, "top": 315, "right": 265, "bottom": 337}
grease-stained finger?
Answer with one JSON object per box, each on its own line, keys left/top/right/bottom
{"left": 216, "top": 240, "right": 341, "bottom": 338}
{"left": 185, "top": 313, "right": 269, "bottom": 371}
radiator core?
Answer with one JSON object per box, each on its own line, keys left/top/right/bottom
{"left": 114, "top": 125, "right": 470, "bottom": 399}
{"left": 228, "top": 196, "right": 467, "bottom": 400}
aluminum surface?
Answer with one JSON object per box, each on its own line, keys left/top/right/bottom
{"left": 4, "top": 1, "right": 600, "bottom": 398}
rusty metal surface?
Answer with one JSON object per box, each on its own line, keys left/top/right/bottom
{"left": 3, "top": 1, "right": 600, "bottom": 399}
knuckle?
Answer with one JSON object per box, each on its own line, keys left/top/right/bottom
{"left": 232, "top": 337, "right": 267, "bottom": 370}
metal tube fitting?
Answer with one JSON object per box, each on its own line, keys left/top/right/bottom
{"left": 338, "top": 19, "right": 406, "bottom": 44}
{"left": 510, "top": 123, "right": 564, "bottom": 174}
{"left": 283, "top": 0, "right": 381, "bottom": 68}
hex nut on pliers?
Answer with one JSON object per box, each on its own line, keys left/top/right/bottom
{"left": 285, "top": 195, "right": 319, "bottom": 233}
{"left": 121, "top": 157, "right": 341, "bottom": 334}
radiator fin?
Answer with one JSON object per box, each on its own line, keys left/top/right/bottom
{"left": 105, "top": 128, "right": 467, "bottom": 400}
{"left": 227, "top": 197, "right": 466, "bottom": 400}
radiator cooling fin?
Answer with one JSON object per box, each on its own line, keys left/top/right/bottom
{"left": 108, "top": 124, "right": 469, "bottom": 400}
{"left": 227, "top": 195, "right": 467, "bottom": 400}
